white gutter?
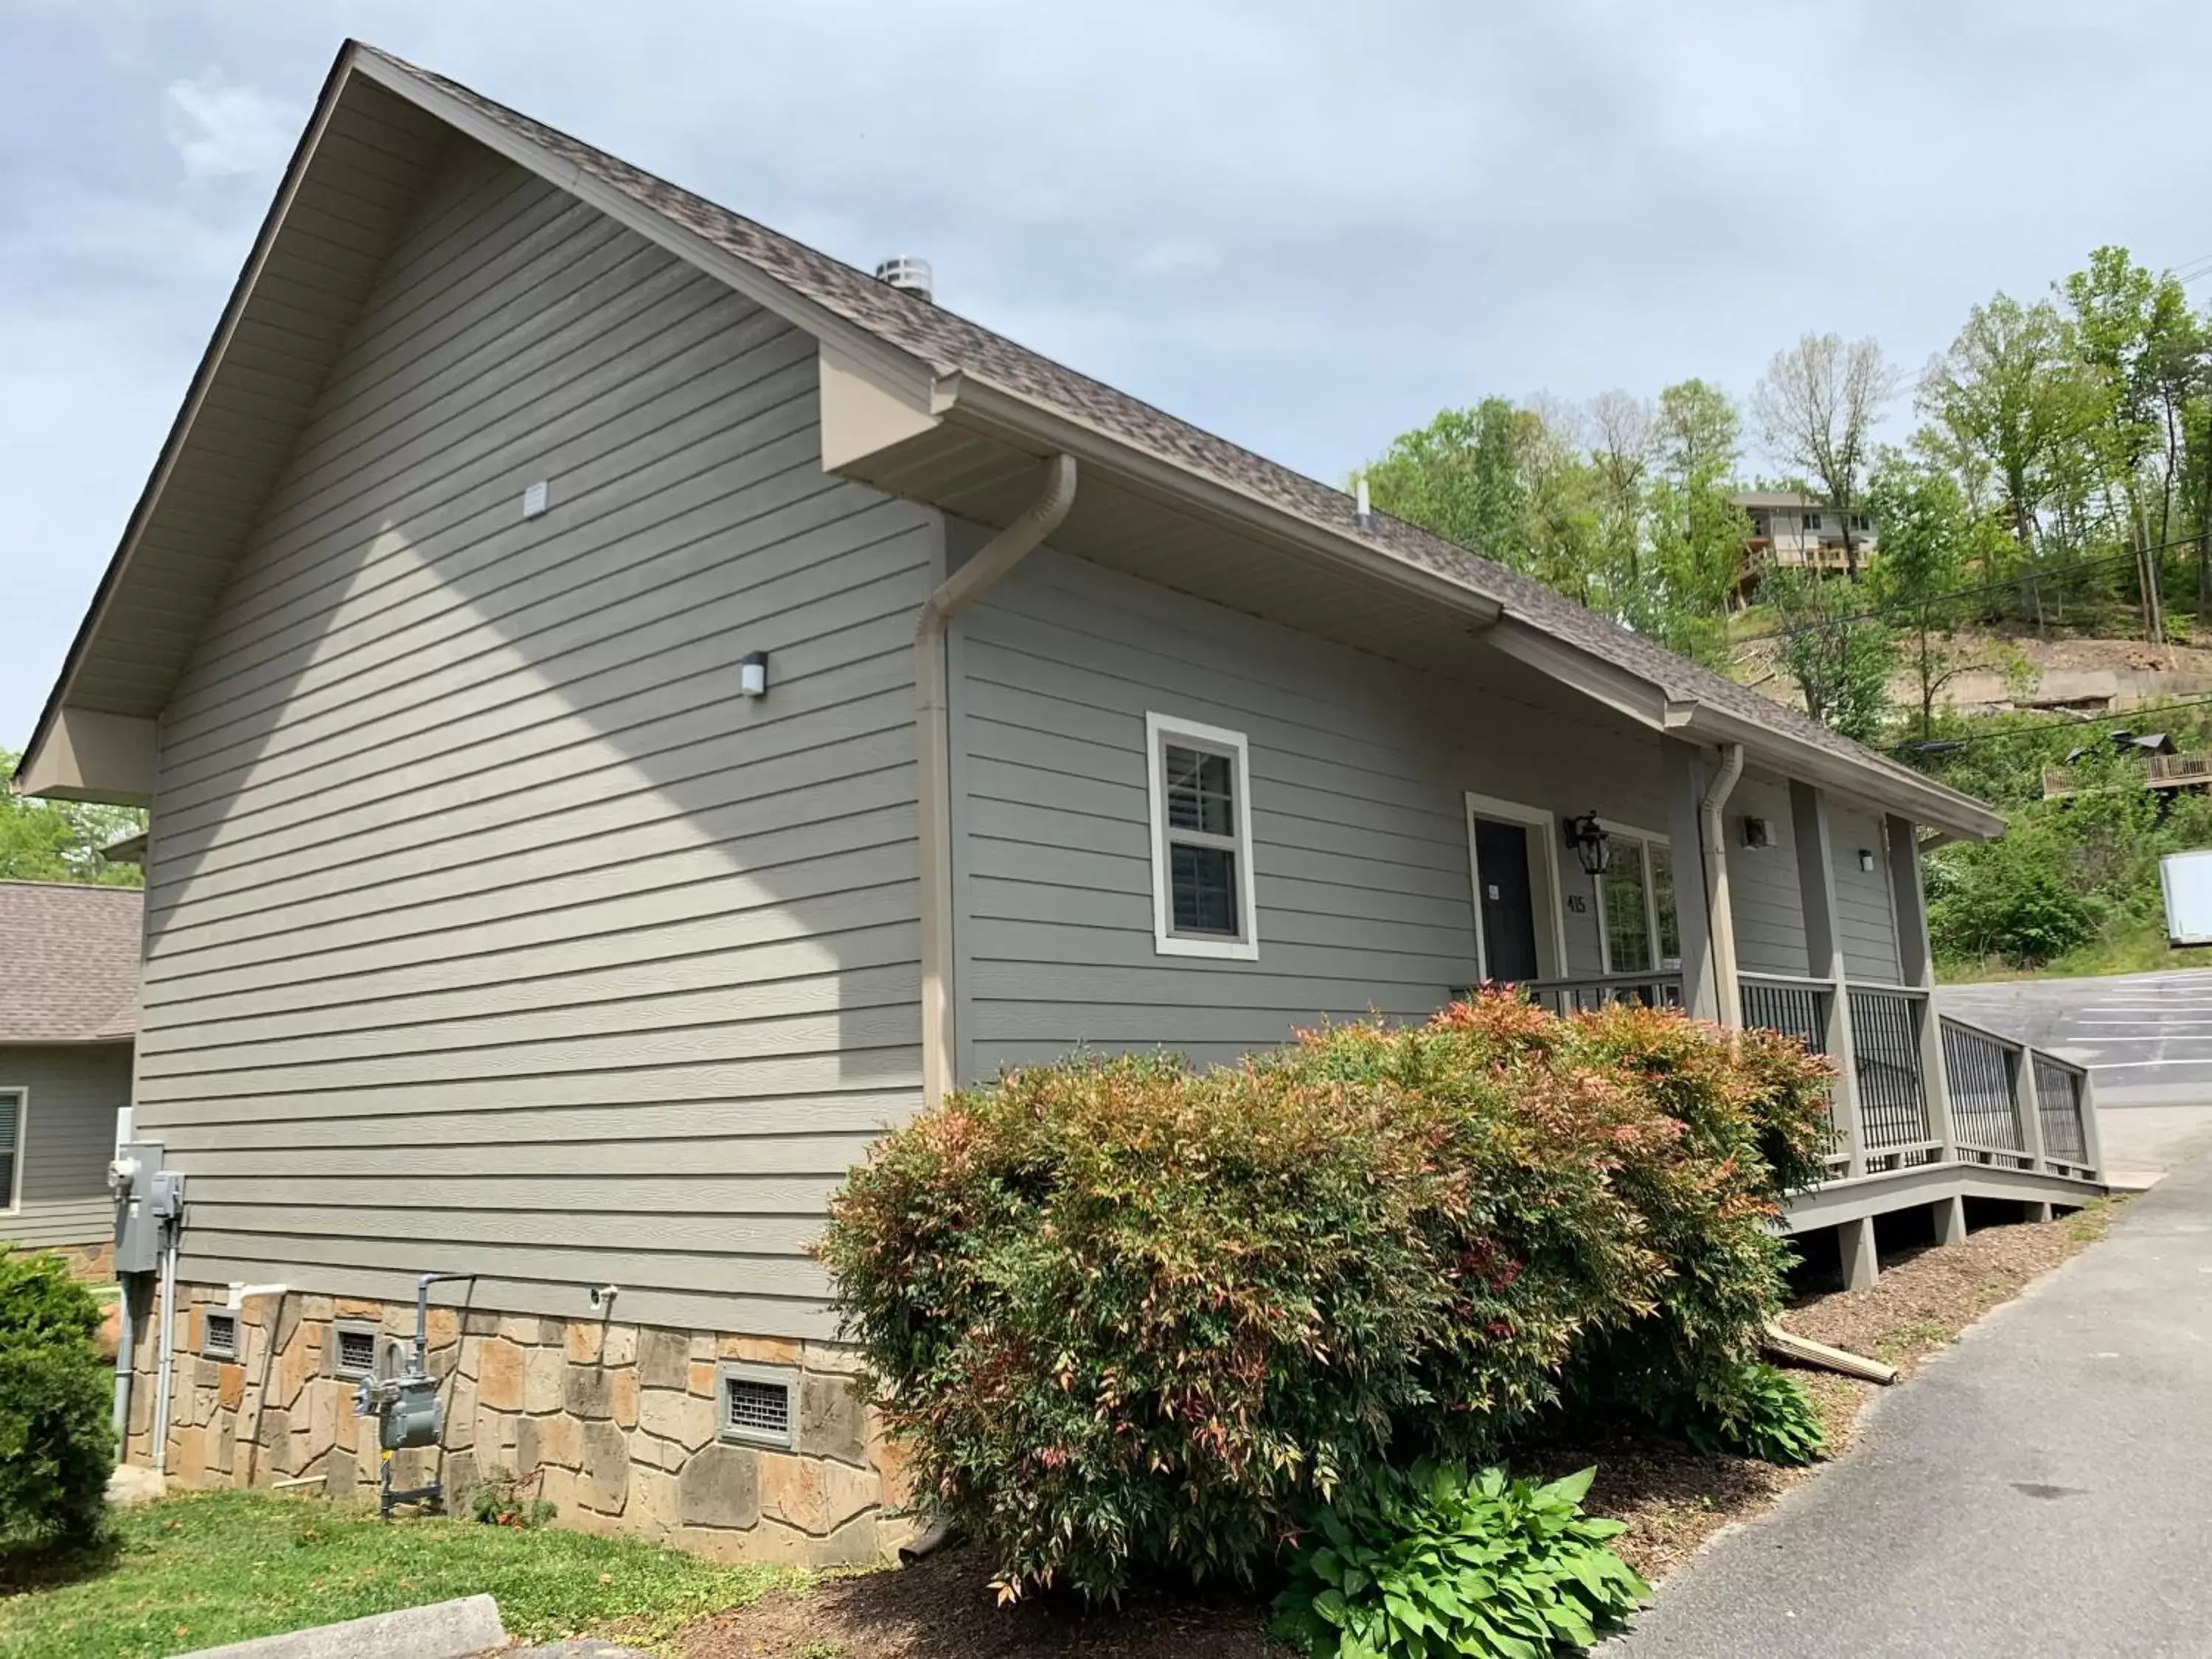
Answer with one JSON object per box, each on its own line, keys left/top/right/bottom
{"left": 1700, "top": 742, "right": 1746, "bottom": 1030}
{"left": 915, "top": 454, "right": 1078, "bottom": 1108}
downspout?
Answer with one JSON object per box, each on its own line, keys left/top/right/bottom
{"left": 915, "top": 454, "right": 1078, "bottom": 1107}
{"left": 1700, "top": 742, "right": 1745, "bottom": 1029}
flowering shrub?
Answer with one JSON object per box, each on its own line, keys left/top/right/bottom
{"left": 819, "top": 992, "right": 1832, "bottom": 1601}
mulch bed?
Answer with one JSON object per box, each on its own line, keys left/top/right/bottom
{"left": 671, "top": 1200, "right": 2124, "bottom": 1659}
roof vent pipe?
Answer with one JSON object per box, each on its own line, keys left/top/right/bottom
{"left": 875, "top": 257, "right": 933, "bottom": 302}
{"left": 1354, "top": 476, "right": 1373, "bottom": 531}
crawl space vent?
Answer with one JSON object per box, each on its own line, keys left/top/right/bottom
{"left": 720, "top": 1368, "right": 796, "bottom": 1448}
{"left": 204, "top": 1311, "right": 239, "bottom": 1360}
{"left": 334, "top": 1324, "right": 378, "bottom": 1379}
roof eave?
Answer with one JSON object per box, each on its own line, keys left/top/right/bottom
{"left": 941, "top": 376, "right": 1505, "bottom": 631}
{"left": 14, "top": 41, "right": 371, "bottom": 796}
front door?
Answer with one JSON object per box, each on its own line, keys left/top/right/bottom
{"left": 1473, "top": 817, "right": 1541, "bottom": 983}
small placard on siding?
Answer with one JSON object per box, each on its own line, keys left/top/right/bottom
{"left": 522, "top": 480, "right": 549, "bottom": 518}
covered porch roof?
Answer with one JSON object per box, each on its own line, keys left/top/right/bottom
{"left": 15, "top": 40, "right": 2003, "bottom": 842}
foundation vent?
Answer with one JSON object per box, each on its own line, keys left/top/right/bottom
{"left": 203, "top": 1310, "right": 239, "bottom": 1360}
{"left": 333, "top": 1323, "right": 379, "bottom": 1380}
{"left": 718, "top": 1363, "right": 799, "bottom": 1450}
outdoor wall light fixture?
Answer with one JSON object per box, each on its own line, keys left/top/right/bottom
{"left": 739, "top": 651, "right": 769, "bottom": 699}
{"left": 1857, "top": 848, "right": 1877, "bottom": 872}
{"left": 1564, "top": 810, "right": 1613, "bottom": 877}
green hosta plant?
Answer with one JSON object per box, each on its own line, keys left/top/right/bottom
{"left": 1272, "top": 1463, "right": 1647, "bottom": 1659}
{"left": 1677, "top": 1364, "right": 1824, "bottom": 1467}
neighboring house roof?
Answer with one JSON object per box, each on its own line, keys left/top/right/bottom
{"left": 0, "top": 882, "right": 141, "bottom": 1043}
{"left": 13, "top": 40, "right": 2002, "bottom": 841}
{"left": 1733, "top": 492, "right": 1818, "bottom": 510}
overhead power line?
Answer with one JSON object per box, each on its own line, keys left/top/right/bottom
{"left": 1882, "top": 692, "right": 2212, "bottom": 754}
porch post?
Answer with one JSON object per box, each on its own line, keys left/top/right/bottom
{"left": 1791, "top": 783, "right": 1867, "bottom": 1177}
{"left": 1887, "top": 813, "right": 1958, "bottom": 1164}
{"left": 1663, "top": 739, "right": 1720, "bottom": 1020}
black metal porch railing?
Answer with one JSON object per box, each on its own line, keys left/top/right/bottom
{"left": 2034, "top": 1054, "right": 2093, "bottom": 1169}
{"left": 1941, "top": 1017, "right": 2028, "bottom": 1164}
{"left": 1848, "top": 986, "right": 1937, "bottom": 1165}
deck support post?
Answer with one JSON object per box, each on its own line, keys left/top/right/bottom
{"left": 1840, "top": 1215, "right": 1879, "bottom": 1290}
{"left": 1664, "top": 739, "right": 1722, "bottom": 1022}
{"left": 1792, "top": 783, "right": 1867, "bottom": 1176}
{"left": 1933, "top": 1192, "right": 1967, "bottom": 1246}
{"left": 1887, "top": 813, "right": 1957, "bottom": 1164}
{"left": 2025, "top": 1200, "right": 2055, "bottom": 1224}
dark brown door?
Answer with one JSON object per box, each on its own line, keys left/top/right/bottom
{"left": 1474, "top": 818, "right": 1540, "bottom": 983}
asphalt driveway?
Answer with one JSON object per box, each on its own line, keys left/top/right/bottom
{"left": 1605, "top": 1150, "right": 2212, "bottom": 1658}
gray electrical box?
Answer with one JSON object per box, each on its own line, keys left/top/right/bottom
{"left": 109, "top": 1141, "right": 175, "bottom": 1276}
{"left": 378, "top": 1377, "right": 442, "bottom": 1451}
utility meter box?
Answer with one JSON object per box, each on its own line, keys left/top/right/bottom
{"left": 378, "top": 1377, "right": 443, "bottom": 1451}
{"left": 2163, "top": 849, "right": 2212, "bottom": 947}
{"left": 110, "top": 1141, "right": 171, "bottom": 1275}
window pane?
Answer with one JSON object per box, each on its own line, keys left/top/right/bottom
{"left": 0, "top": 1093, "right": 16, "bottom": 1209}
{"left": 1604, "top": 840, "right": 1652, "bottom": 974}
{"left": 1649, "top": 845, "right": 1680, "bottom": 969}
{"left": 1165, "top": 745, "right": 1235, "bottom": 836}
{"left": 1170, "top": 842, "right": 1239, "bottom": 936}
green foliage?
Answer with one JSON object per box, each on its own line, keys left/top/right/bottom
{"left": 465, "top": 1465, "right": 558, "bottom": 1528}
{"left": 820, "top": 995, "right": 1832, "bottom": 1601}
{"left": 0, "top": 1249, "right": 116, "bottom": 1555}
{"left": 1927, "top": 824, "right": 2097, "bottom": 966}
{"left": 0, "top": 1490, "right": 788, "bottom": 1658}
{"left": 1271, "top": 1462, "right": 1648, "bottom": 1659}
{"left": 1665, "top": 1364, "right": 1825, "bottom": 1467}
{"left": 1765, "top": 569, "right": 1893, "bottom": 740}
{"left": 0, "top": 749, "right": 145, "bottom": 888}
{"left": 1365, "top": 400, "right": 1533, "bottom": 568}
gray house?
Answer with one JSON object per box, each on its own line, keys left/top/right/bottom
{"left": 18, "top": 43, "right": 2100, "bottom": 1563}
{"left": 0, "top": 882, "right": 139, "bottom": 1279}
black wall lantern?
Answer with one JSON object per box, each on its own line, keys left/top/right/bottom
{"left": 1564, "top": 810, "right": 1612, "bottom": 877}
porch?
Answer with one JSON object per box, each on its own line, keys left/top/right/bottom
{"left": 1504, "top": 768, "right": 2104, "bottom": 1290}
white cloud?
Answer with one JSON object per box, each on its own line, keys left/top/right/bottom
{"left": 163, "top": 77, "right": 302, "bottom": 178}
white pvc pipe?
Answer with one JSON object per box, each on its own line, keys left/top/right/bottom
{"left": 151, "top": 1236, "right": 178, "bottom": 1473}
{"left": 226, "top": 1282, "right": 289, "bottom": 1310}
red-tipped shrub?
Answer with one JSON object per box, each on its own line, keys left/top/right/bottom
{"left": 818, "top": 992, "right": 1832, "bottom": 1601}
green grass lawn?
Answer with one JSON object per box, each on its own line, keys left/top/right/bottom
{"left": 1938, "top": 919, "right": 2212, "bottom": 984}
{"left": 0, "top": 1490, "right": 792, "bottom": 1659}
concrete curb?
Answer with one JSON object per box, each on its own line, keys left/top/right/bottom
{"left": 179, "top": 1594, "right": 504, "bottom": 1658}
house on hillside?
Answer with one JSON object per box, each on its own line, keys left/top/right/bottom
{"left": 17, "top": 41, "right": 2102, "bottom": 1562}
{"left": 0, "top": 882, "right": 139, "bottom": 1280}
{"left": 1736, "top": 490, "right": 1878, "bottom": 585}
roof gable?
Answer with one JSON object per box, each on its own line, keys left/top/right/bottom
{"left": 18, "top": 41, "right": 2002, "bottom": 839}
{"left": 0, "top": 883, "right": 141, "bottom": 1043}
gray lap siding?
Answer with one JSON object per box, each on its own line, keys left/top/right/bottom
{"left": 136, "top": 147, "right": 928, "bottom": 1340}
{"left": 1, "top": 1044, "right": 133, "bottom": 1252}
{"left": 948, "top": 545, "right": 1673, "bottom": 1080}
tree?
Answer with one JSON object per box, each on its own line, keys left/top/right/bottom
{"left": 1766, "top": 570, "right": 1893, "bottom": 740}
{"left": 1363, "top": 399, "right": 1529, "bottom": 567}
{"left": 1865, "top": 451, "right": 1979, "bottom": 737}
{"left": 0, "top": 752, "right": 144, "bottom": 887}
{"left": 1916, "top": 293, "right": 2101, "bottom": 632}
{"left": 1640, "top": 380, "right": 1745, "bottom": 663}
{"left": 1753, "top": 334, "right": 1902, "bottom": 579}
{"left": 1586, "top": 389, "right": 1653, "bottom": 602}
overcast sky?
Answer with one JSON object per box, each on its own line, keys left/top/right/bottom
{"left": 4, "top": 0, "right": 2208, "bottom": 744}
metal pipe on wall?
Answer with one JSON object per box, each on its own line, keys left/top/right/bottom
{"left": 914, "top": 454, "right": 1077, "bottom": 1108}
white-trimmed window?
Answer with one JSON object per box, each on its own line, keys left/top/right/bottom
{"left": 0, "top": 1089, "right": 21, "bottom": 1213}
{"left": 1596, "top": 823, "right": 1681, "bottom": 975}
{"left": 1146, "top": 713, "right": 1259, "bottom": 959}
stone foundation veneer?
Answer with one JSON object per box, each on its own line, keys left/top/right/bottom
{"left": 124, "top": 1285, "right": 913, "bottom": 1567}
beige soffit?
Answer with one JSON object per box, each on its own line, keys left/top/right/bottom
{"left": 19, "top": 39, "right": 2005, "bottom": 842}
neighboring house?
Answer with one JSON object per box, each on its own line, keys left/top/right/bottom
{"left": 16, "top": 43, "right": 2101, "bottom": 1561}
{"left": 1736, "top": 490, "right": 1878, "bottom": 582}
{"left": 0, "top": 882, "right": 139, "bottom": 1279}
{"left": 2042, "top": 729, "right": 2212, "bottom": 799}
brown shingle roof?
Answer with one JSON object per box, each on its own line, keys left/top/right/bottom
{"left": 361, "top": 46, "right": 1978, "bottom": 821}
{"left": 0, "top": 883, "right": 141, "bottom": 1044}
